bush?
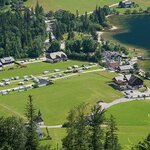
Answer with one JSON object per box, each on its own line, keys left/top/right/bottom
{"left": 62, "top": 122, "right": 69, "bottom": 128}
{"left": 33, "top": 83, "right": 39, "bottom": 88}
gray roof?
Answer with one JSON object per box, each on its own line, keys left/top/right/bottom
{"left": 114, "top": 75, "right": 126, "bottom": 82}
{"left": 0, "top": 57, "right": 15, "bottom": 64}
{"left": 47, "top": 51, "right": 67, "bottom": 60}
{"left": 124, "top": 1, "right": 133, "bottom": 5}
{"left": 119, "top": 65, "right": 133, "bottom": 71}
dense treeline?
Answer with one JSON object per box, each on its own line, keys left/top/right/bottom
{"left": 46, "top": 7, "right": 128, "bottom": 63}
{"left": 62, "top": 103, "right": 121, "bottom": 150}
{"left": 52, "top": 6, "right": 111, "bottom": 40}
{"left": 0, "top": 3, "right": 46, "bottom": 58}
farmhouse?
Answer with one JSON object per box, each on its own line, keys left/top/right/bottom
{"left": 0, "top": 57, "right": 15, "bottom": 66}
{"left": 118, "top": 65, "right": 134, "bottom": 73}
{"left": 106, "top": 60, "right": 120, "bottom": 70}
{"left": 118, "top": 1, "right": 135, "bottom": 8}
{"left": 102, "top": 51, "right": 121, "bottom": 61}
{"left": 38, "top": 77, "right": 53, "bottom": 87}
{"left": 37, "top": 110, "right": 44, "bottom": 126}
{"left": 102, "top": 51, "right": 130, "bottom": 70}
{"left": 113, "top": 74, "right": 143, "bottom": 90}
{"left": 46, "top": 51, "right": 68, "bottom": 63}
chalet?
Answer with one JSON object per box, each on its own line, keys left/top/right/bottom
{"left": 118, "top": 65, "right": 134, "bottom": 73}
{"left": 36, "top": 125, "right": 43, "bottom": 138}
{"left": 118, "top": 1, "right": 135, "bottom": 8}
{"left": 38, "top": 78, "right": 51, "bottom": 87}
{"left": 102, "top": 51, "right": 130, "bottom": 70}
{"left": 0, "top": 57, "right": 15, "bottom": 66}
{"left": 36, "top": 110, "right": 44, "bottom": 126}
{"left": 106, "top": 60, "right": 120, "bottom": 70}
{"left": 113, "top": 74, "right": 143, "bottom": 90}
{"left": 102, "top": 51, "right": 121, "bottom": 61}
{"left": 46, "top": 51, "right": 68, "bottom": 63}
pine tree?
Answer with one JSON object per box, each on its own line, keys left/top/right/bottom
{"left": 49, "top": 32, "right": 52, "bottom": 43}
{"left": 104, "top": 115, "right": 121, "bottom": 150}
{"left": 62, "top": 103, "right": 90, "bottom": 150}
{"left": 25, "top": 95, "right": 39, "bottom": 150}
{"left": 89, "top": 105, "right": 105, "bottom": 150}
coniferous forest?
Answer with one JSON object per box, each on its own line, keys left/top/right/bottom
{"left": 0, "top": 3, "right": 46, "bottom": 58}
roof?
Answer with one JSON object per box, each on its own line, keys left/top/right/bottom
{"left": 107, "top": 60, "right": 120, "bottom": 69}
{"left": 128, "top": 75, "right": 143, "bottom": 86}
{"left": 114, "top": 74, "right": 143, "bottom": 86}
{"left": 46, "top": 51, "right": 67, "bottom": 60}
{"left": 124, "top": 1, "right": 133, "bottom": 5}
{"left": 114, "top": 76, "right": 126, "bottom": 82}
{"left": 119, "top": 65, "right": 133, "bottom": 71}
{"left": 0, "top": 57, "right": 15, "bottom": 64}
{"left": 102, "top": 51, "right": 120, "bottom": 60}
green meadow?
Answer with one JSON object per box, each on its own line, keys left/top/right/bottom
{"left": 0, "top": 62, "right": 122, "bottom": 125}
{"left": 40, "top": 100, "right": 150, "bottom": 149}
{"left": 107, "top": 100, "right": 150, "bottom": 149}
{"left": 0, "top": 60, "right": 87, "bottom": 80}
{"left": 25, "top": 0, "right": 119, "bottom": 13}
{"left": 138, "top": 60, "right": 150, "bottom": 71}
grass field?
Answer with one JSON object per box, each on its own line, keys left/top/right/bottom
{"left": 0, "top": 66, "right": 122, "bottom": 124}
{"left": 40, "top": 100, "right": 150, "bottom": 149}
{"left": 107, "top": 100, "right": 150, "bottom": 149}
{"left": 138, "top": 60, "right": 150, "bottom": 71}
{"left": 0, "top": 61, "right": 88, "bottom": 80}
{"left": 25, "top": 0, "right": 119, "bottom": 13}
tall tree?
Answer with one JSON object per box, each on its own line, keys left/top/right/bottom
{"left": 0, "top": 117, "right": 26, "bottom": 150}
{"left": 25, "top": 95, "right": 39, "bottom": 150}
{"left": 89, "top": 105, "right": 105, "bottom": 150}
{"left": 62, "top": 103, "right": 90, "bottom": 150}
{"left": 104, "top": 115, "right": 121, "bottom": 150}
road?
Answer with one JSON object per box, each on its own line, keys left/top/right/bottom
{"left": 99, "top": 97, "right": 150, "bottom": 110}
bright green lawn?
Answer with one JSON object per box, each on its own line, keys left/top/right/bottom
{"left": 25, "top": 0, "right": 119, "bottom": 13}
{"left": 107, "top": 100, "right": 150, "bottom": 149}
{"left": 0, "top": 60, "right": 87, "bottom": 80}
{"left": 41, "top": 128, "right": 66, "bottom": 149}
{"left": 40, "top": 100, "right": 150, "bottom": 149}
{"left": 0, "top": 71, "right": 122, "bottom": 125}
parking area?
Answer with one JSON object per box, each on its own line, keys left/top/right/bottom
{"left": 123, "top": 88, "right": 150, "bottom": 98}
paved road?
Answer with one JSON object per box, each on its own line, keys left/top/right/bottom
{"left": 99, "top": 97, "right": 150, "bottom": 110}
{"left": 40, "top": 125, "right": 62, "bottom": 129}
